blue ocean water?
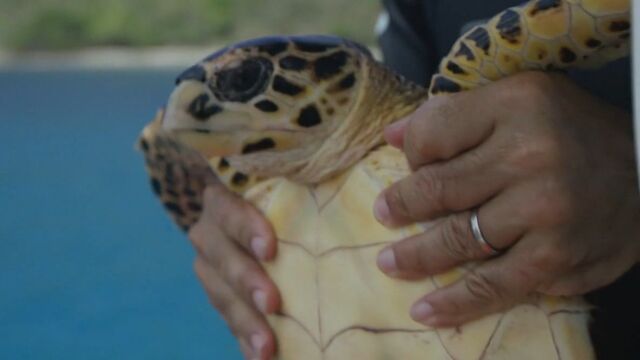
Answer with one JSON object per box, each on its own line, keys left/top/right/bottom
{"left": 0, "top": 70, "right": 241, "bottom": 359}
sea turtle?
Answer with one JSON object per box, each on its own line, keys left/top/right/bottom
{"left": 138, "top": 0, "right": 630, "bottom": 358}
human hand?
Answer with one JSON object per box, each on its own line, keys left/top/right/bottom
{"left": 190, "top": 184, "right": 280, "bottom": 360}
{"left": 374, "top": 72, "right": 640, "bottom": 327}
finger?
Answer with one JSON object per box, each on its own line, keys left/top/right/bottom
{"left": 194, "top": 256, "right": 277, "bottom": 360}
{"left": 408, "top": 243, "right": 545, "bottom": 328}
{"left": 377, "top": 203, "right": 525, "bottom": 278}
{"left": 402, "top": 92, "right": 496, "bottom": 170}
{"left": 384, "top": 117, "right": 410, "bottom": 149}
{"left": 189, "top": 220, "right": 281, "bottom": 315}
{"left": 238, "top": 338, "right": 254, "bottom": 360}
{"left": 374, "top": 143, "right": 506, "bottom": 227}
{"left": 204, "top": 185, "right": 277, "bottom": 261}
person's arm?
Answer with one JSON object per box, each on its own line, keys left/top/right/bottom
{"left": 374, "top": 71, "right": 640, "bottom": 327}
{"left": 190, "top": 185, "right": 279, "bottom": 360}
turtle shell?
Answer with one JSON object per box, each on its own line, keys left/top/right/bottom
{"left": 245, "top": 145, "right": 593, "bottom": 359}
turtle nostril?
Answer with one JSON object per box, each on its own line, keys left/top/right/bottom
{"left": 212, "top": 57, "right": 273, "bottom": 103}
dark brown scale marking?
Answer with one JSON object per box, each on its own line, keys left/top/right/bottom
{"left": 538, "top": 50, "right": 548, "bottom": 60}
{"left": 258, "top": 41, "right": 289, "bottom": 56}
{"left": 164, "top": 202, "right": 186, "bottom": 217}
{"left": 164, "top": 183, "right": 177, "bottom": 195}
{"left": 293, "top": 39, "right": 338, "bottom": 53}
{"left": 255, "top": 99, "right": 279, "bottom": 112}
{"left": 194, "top": 129, "right": 212, "bottom": 134}
{"left": 430, "top": 76, "right": 463, "bottom": 94}
{"left": 176, "top": 64, "right": 207, "bottom": 85}
{"left": 242, "top": 138, "right": 276, "bottom": 154}
{"left": 465, "top": 27, "right": 491, "bottom": 55}
{"left": 446, "top": 61, "right": 467, "bottom": 75}
{"left": 314, "top": 51, "right": 349, "bottom": 80}
{"left": 279, "top": 56, "right": 308, "bottom": 70}
{"left": 183, "top": 187, "right": 197, "bottom": 197}
{"left": 609, "top": 21, "right": 630, "bottom": 33}
{"left": 273, "top": 75, "right": 305, "bottom": 96}
{"left": 150, "top": 178, "right": 162, "bottom": 195}
{"left": 586, "top": 38, "right": 602, "bottom": 48}
{"left": 166, "top": 189, "right": 180, "bottom": 197}
{"left": 218, "top": 158, "right": 230, "bottom": 171}
{"left": 455, "top": 42, "right": 476, "bottom": 61}
{"left": 620, "top": 33, "right": 630, "bottom": 40}
{"left": 530, "top": 0, "right": 561, "bottom": 16}
{"left": 338, "top": 73, "right": 356, "bottom": 90}
{"left": 180, "top": 165, "right": 191, "bottom": 182}
{"left": 188, "top": 94, "right": 223, "bottom": 120}
{"left": 496, "top": 9, "right": 522, "bottom": 44}
{"left": 297, "top": 105, "right": 322, "bottom": 127}
{"left": 169, "top": 140, "right": 182, "bottom": 152}
{"left": 232, "top": 172, "right": 250, "bottom": 187}
{"left": 327, "top": 108, "right": 335, "bottom": 116}
{"left": 559, "top": 47, "right": 577, "bottom": 63}
{"left": 165, "top": 165, "right": 176, "bottom": 185}
{"left": 187, "top": 202, "right": 203, "bottom": 212}
{"left": 139, "top": 139, "right": 150, "bottom": 152}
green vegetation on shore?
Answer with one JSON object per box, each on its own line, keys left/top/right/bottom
{"left": 0, "top": 0, "right": 380, "bottom": 51}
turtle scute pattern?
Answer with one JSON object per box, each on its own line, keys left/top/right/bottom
{"left": 245, "top": 145, "right": 594, "bottom": 359}
{"left": 431, "top": 0, "right": 630, "bottom": 95}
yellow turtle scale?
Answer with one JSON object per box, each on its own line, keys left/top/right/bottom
{"left": 139, "top": 0, "right": 630, "bottom": 358}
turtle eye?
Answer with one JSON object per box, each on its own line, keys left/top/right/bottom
{"left": 212, "top": 57, "right": 273, "bottom": 103}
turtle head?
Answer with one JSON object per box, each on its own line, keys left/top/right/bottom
{"left": 161, "top": 35, "right": 421, "bottom": 183}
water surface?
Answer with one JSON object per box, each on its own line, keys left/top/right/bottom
{"left": 0, "top": 70, "right": 241, "bottom": 359}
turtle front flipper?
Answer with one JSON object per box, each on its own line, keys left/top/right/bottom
{"left": 138, "top": 109, "right": 259, "bottom": 231}
{"left": 138, "top": 110, "right": 212, "bottom": 231}
{"left": 431, "top": 0, "right": 630, "bottom": 95}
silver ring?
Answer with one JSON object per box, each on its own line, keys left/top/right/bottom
{"left": 470, "top": 209, "right": 501, "bottom": 256}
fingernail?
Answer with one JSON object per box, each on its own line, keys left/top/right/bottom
{"left": 373, "top": 196, "right": 391, "bottom": 225}
{"left": 251, "top": 333, "right": 266, "bottom": 357}
{"left": 252, "top": 290, "right": 268, "bottom": 314}
{"left": 251, "top": 237, "right": 268, "bottom": 260}
{"left": 411, "top": 301, "right": 435, "bottom": 323}
{"left": 377, "top": 248, "right": 397, "bottom": 273}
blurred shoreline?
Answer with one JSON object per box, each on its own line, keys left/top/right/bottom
{"left": 0, "top": 45, "right": 382, "bottom": 71}
{"left": 0, "top": 46, "right": 222, "bottom": 71}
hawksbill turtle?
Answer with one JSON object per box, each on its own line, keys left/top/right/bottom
{"left": 138, "top": 0, "right": 631, "bottom": 358}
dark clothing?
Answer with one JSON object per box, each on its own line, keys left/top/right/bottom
{"left": 378, "top": 1, "right": 638, "bottom": 359}
{"left": 379, "top": 0, "right": 632, "bottom": 110}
